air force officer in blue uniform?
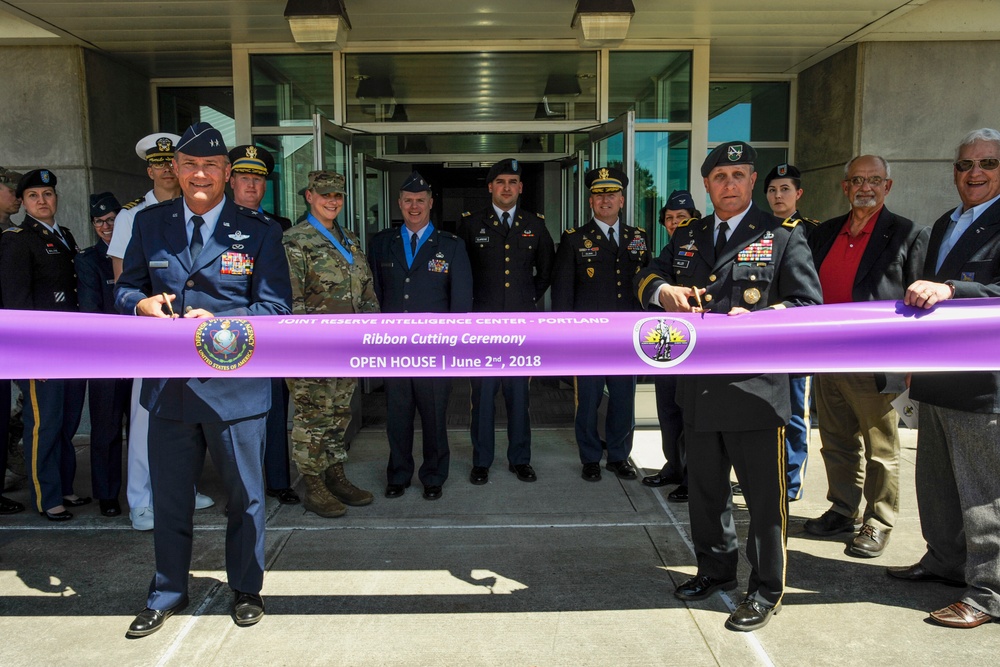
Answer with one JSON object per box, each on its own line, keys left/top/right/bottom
{"left": 115, "top": 123, "right": 292, "bottom": 637}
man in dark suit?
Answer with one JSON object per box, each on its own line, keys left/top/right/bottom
{"left": 888, "top": 128, "right": 1000, "bottom": 629}
{"left": 228, "top": 144, "right": 299, "bottom": 506}
{"left": 76, "top": 192, "right": 133, "bottom": 517}
{"left": 0, "top": 169, "right": 88, "bottom": 521}
{"left": 552, "top": 167, "right": 650, "bottom": 483}
{"left": 634, "top": 141, "right": 822, "bottom": 632}
{"left": 804, "top": 155, "right": 929, "bottom": 558}
{"left": 457, "top": 158, "right": 555, "bottom": 485}
{"left": 116, "top": 122, "right": 292, "bottom": 637}
{"left": 368, "top": 171, "right": 472, "bottom": 501}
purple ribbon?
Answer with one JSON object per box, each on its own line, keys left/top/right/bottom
{"left": 2, "top": 300, "right": 999, "bottom": 379}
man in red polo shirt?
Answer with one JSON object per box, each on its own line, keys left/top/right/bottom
{"left": 804, "top": 155, "right": 928, "bottom": 557}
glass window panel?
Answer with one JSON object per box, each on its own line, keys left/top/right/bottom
{"left": 157, "top": 87, "right": 236, "bottom": 148}
{"left": 253, "top": 134, "right": 315, "bottom": 224}
{"left": 251, "top": 54, "right": 334, "bottom": 127}
{"left": 708, "top": 81, "right": 789, "bottom": 143}
{"left": 378, "top": 133, "right": 567, "bottom": 156}
{"left": 608, "top": 52, "right": 692, "bottom": 123}
{"left": 635, "top": 132, "right": 691, "bottom": 249}
{"left": 345, "top": 52, "right": 598, "bottom": 123}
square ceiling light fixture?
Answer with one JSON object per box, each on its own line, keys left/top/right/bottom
{"left": 284, "top": 0, "right": 352, "bottom": 48}
{"left": 571, "top": 0, "right": 635, "bottom": 47}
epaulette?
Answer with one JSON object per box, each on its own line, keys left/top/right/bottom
{"left": 804, "top": 217, "right": 821, "bottom": 226}
{"left": 1, "top": 227, "right": 21, "bottom": 233}
{"left": 536, "top": 212, "right": 545, "bottom": 220}
{"left": 565, "top": 227, "right": 577, "bottom": 234}
{"left": 782, "top": 217, "right": 801, "bottom": 229}
{"left": 439, "top": 230, "right": 461, "bottom": 240}
{"left": 122, "top": 197, "right": 145, "bottom": 210}
{"left": 461, "top": 211, "right": 471, "bottom": 218}
{"left": 676, "top": 217, "right": 696, "bottom": 228}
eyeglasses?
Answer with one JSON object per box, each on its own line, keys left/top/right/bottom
{"left": 954, "top": 158, "right": 1000, "bottom": 172}
{"left": 92, "top": 218, "right": 115, "bottom": 226}
{"left": 845, "top": 176, "right": 886, "bottom": 188}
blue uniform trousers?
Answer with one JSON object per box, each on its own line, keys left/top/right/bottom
{"left": 264, "top": 378, "right": 292, "bottom": 489}
{"left": 469, "top": 376, "right": 531, "bottom": 468}
{"left": 86, "top": 378, "right": 131, "bottom": 500}
{"left": 574, "top": 375, "right": 636, "bottom": 465}
{"left": 385, "top": 376, "right": 451, "bottom": 487}
{"left": 654, "top": 374, "right": 686, "bottom": 483}
{"left": 18, "top": 378, "right": 86, "bottom": 512}
{"left": 146, "top": 413, "right": 267, "bottom": 610}
{"left": 786, "top": 375, "right": 811, "bottom": 500}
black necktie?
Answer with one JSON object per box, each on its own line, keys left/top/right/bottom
{"left": 714, "top": 221, "right": 729, "bottom": 258}
{"left": 410, "top": 231, "right": 418, "bottom": 255}
{"left": 189, "top": 215, "right": 205, "bottom": 261}
{"left": 502, "top": 211, "right": 511, "bottom": 228}
{"left": 608, "top": 226, "right": 618, "bottom": 250}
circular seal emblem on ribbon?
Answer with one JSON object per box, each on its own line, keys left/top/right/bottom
{"left": 195, "top": 318, "right": 255, "bottom": 371}
{"left": 633, "top": 317, "right": 697, "bottom": 368}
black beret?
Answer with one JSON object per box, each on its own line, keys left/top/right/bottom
{"left": 175, "top": 122, "right": 228, "bottom": 158}
{"left": 229, "top": 145, "right": 275, "bottom": 176}
{"left": 701, "top": 141, "right": 757, "bottom": 178}
{"left": 487, "top": 158, "right": 522, "bottom": 182}
{"left": 763, "top": 163, "right": 801, "bottom": 190}
{"left": 89, "top": 192, "right": 121, "bottom": 218}
{"left": 400, "top": 170, "right": 431, "bottom": 193}
{"left": 665, "top": 190, "right": 695, "bottom": 212}
{"left": 585, "top": 166, "right": 628, "bottom": 193}
{"left": 16, "top": 169, "right": 57, "bottom": 199}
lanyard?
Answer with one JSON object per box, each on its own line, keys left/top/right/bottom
{"left": 403, "top": 223, "right": 434, "bottom": 268}
{"left": 306, "top": 213, "right": 354, "bottom": 265}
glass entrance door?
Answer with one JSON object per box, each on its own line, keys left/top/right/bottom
{"left": 313, "top": 112, "right": 357, "bottom": 234}
{"left": 586, "top": 111, "right": 635, "bottom": 227}
{"left": 355, "top": 153, "right": 394, "bottom": 251}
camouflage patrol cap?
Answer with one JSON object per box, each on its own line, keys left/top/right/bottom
{"left": 0, "top": 166, "right": 23, "bottom": 191}
{"left": 306, "top": 170, "right": 346, "bottom": 195}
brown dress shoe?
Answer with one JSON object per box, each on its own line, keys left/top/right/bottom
{"left": 849, "top": 524, "right": 889, "bottom": 558}
{"left": 929, "top": 602, "right": 995, "bottom": 628}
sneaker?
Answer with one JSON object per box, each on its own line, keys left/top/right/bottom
{"left": 804, "top": 509, "right": 860, "bottom": 537}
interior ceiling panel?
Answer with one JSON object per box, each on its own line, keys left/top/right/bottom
{"left": 0, "top": 0, "right": 963, "bottom": 79}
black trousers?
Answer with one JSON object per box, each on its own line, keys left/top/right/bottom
{"left": 385, "top": 376, "right": 451, "bottom": 487}
{"left": 686, "top": 424, "right": 787, "bottom": 606}
{"left": 469, "top": 376, "right": 531, "bottom": 468}
{"left": 86, "top": 377, "right": 131, "bottom": 500}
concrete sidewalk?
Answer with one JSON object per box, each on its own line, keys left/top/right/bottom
{"left": 0, "top": 425, "right": 994, "bottom": 666}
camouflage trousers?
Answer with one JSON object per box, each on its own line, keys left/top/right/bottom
{"left": 288, "top": 376, "right": 357, "bottom": 476}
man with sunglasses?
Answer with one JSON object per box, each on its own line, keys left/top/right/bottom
{"left": 804, "top": 155, "right": 928, "bottom": 559}
{"left": 889, "top": 128, "right": 1000, "bottom": 629}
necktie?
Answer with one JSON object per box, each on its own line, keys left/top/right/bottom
{"left": 189, "top": 215, "right": 205, "bottom": 261}
{"left": 502, "top": 211, "right": 511, "bottom": 228}
{"left": 714, "top": 221, "right": 729, "bottom": 258}
{"left": 410, "top": 231, "right": 418, "bottom": 255}
{"left": 608, "top": 226, "right": 618, "bottom": 250}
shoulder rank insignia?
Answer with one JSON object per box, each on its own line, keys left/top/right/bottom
{"left": 566, "top": 228, "right": 577, "bottom": 235}
{"left": 461, "top": 211, "right": 471, "bottom": 218}
{"left": 122, "top": 197, "right": 145, "bottom": 210}
{"left": 676, "top": 218, "right": 696, "bottom": 228}
{"left": 2, "top": 227, "right": 21, "bottom": 233}
{"left": 782, "top": 218, "right": 802, "bottom": 229}
{"left": 536, "top": 212, "right": 545, "bottom": 220}
{"left": 804, "top": 217, "right": 820, "bottom": 226}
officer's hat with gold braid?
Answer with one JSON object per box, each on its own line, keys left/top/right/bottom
{"left": 585, "top": 167, "right": 628, "bottom": 193}
{"left": 229, "top": 145, "right": 274, "bottom": 176}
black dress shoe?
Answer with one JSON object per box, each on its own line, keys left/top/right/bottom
{"left": 606, "top": 460, "right": 637, "bottom": 480}
{"left": 63, "top": 496, "right": 92, "bottom": 508}
{"left": 423, "top": 485, "right": 443, "bottom": 500}
{"left": 581, "top": 462, "right": 602, "bottom": 482}
{"left": 469, "top": 466, "right": 489, "bottom": 485}
{"left": 233, "top": 591, "right": 264, "bottom": 627}
{"left": 641, "top": 472, "right": 682, "bottom": 488}
{"left": 509, "top": 463, "right": 537, "bottom": 482}
{"left": 99, "top": 499, "right": 122, "bottom": 517}
{"left": 266, "top": 487, "right": 301, "bottom": 505}
{"left": 667, "top": 484, "right": 689, "bottom": 502}
{"left": 385, "top": 482, "right": 410, "bottom": 498}
{"left": 886, "top": 562, "right": 965, "bottom": 587}
{"left": 673, "top": 574, "right": 738, "bottom": 601}
{"left": 0, "top": 495, "right": 25, "bottom": 514}
{"left": 126, "top": 599, "right": 188, "bottom": 638}
{"left": 40, "top": 509, "right": 73, "bottom": 521}
{"left": 725, "top": 596, "right": 780, "bottom": 632}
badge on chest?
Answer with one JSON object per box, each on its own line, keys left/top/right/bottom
{"left": 428, "top": 252, "right": 449, "bottom": 273}
{"left": 221, "top": 252, "right": 254, "bottom": 275}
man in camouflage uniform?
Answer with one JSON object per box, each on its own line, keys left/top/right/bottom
{"left": 283, "top": 170, "right": 380, "bottom": 517}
